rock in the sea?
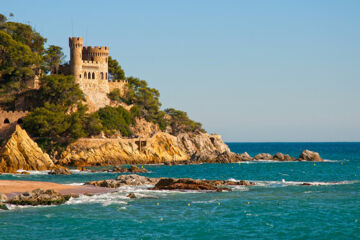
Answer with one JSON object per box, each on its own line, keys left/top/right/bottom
{"left": 6, "top": 189, "right": 71, "bottom": 206}
{"left": 77, "top": 166, "right": 88, "bottom": 171}
{"left": 254, "top": 153, "right": 273, "bottom": 160}
{"left": 273, "top": 152, "right": 285, "bottom": 161}
{"left": 0, "top": 202, "right": 8, "bottom": 210}
{"left": 298, "top": 150, "right": 323, "bottom": 162}
{"left": 48, "top": 165, "right": 72, "bottom": 175}
{"left": 239, "top": 152, "right": 252, "bottom": 161}
{"left": 85, "top": 174, "right": 158, "bottom": 188}
{"left": 0, "top": 126, "right": 54, "bottom": 173}
{"left": 112, "top": 165, "right": 148, "bottom": 173}
{"left": 127, "top": 192, "right": 136, "bottom": 199}
{"left": 151, "top": 178, "right": 232, "bottom": 192}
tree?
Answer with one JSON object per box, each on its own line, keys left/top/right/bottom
{"left": 108, "top": 56, "right": 125, "bottom": 81}
{"left": 164, "top": 108, "right": 204, "bottom": 135}
{"left": 0, "top": 31, "right": 42, "bottom": 95}
{"left": 43, "top": 45, "right": 64, "bottom": 74}
{"left": 96, "top": 106, "right": 133, "bottom": 136}
{"left": 38, "top": 74, "right": 83, "bottom": 107}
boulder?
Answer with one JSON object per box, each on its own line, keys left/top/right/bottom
{"left": 254, "top": 153, "right": 273, "bottom": 160}
{"left": 273, "top": 152, "right": 285, "bottom": 161}
{"left": 6, "top": 189, "right": 71, "bottom": 206}
{"left": 116, "top": 174, "right": 158, "bottom": 185}
{"left": 283, "top": 154, "right": 293, "bottom": 161}
{"left": 0, "top": 126, "right": 54, "bottom": 173}
{"left": 85, "top": 179, "right": 121, "bottom": 188}
{"left": 298, "top": 150, "right": 323, "bottom": 162}
{"left": 48, "top": 165, "right": 72, "bottom": 175}
{"left": 127, "top": 192, "right": 136, "bottom": 199}
{"left": 239, "top": 152, "right": 252, "bottom": 161}
{"left": 111, "top": 165, "right": 148, "bottom": 173}
{"left": 151, "top": 178, "right": 231, "bottom": 192}
{"left": 0, "top": 193, "right": 8, "bottom": 202}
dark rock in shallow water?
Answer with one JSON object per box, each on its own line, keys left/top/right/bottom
{"left": 6, "top": 189, "right": 73, "bottom": 206}
{"left": 127, "top": 192, "right": 136, "bottom": 199}
{"left": 85, "top": 174, "right": 158, "bottom": 188}
{"left": 48, "top": 166, "right": 72, "bottom": 175}
{"left": 111, "top": 165, "right": 148, "bottom": 173}
{"left": 298, "top": 150, "right": 323, "bottom": 162}
{"left": 239, "top": 152, "right": 252, "bottom": 161}
{"left": 151, "top": 178, "right": 232, "bottom": 192}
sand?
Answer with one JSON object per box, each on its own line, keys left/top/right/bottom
{"left": 0, "top": 180, "right": 114, "bottom": 198}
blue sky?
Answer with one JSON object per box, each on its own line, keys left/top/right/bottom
{"left": 2, "top": 0, "right": 360, "bottom": 142}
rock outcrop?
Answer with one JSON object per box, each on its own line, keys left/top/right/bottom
{"left": 110, "top": 165, "right": 148, "bottom": 173}
{"left": 151, "top": 178, "right": 232, "bottom": 192}
{"left": 298, "top": 150, "right": 323, "bottom": 162}
{"left": 85, "top": 174, "right": 254, "bottom": 191}
{"left": 48, "top": 165, "right": 72, "bottom": 175}
{"left": 59, "top": 131, "right": 237, "bottom": 166}
{"left": 6, "top": 189, "right": 73, "bottom": 206}
{"left": 0, "top": 126, "right": 54, "bottom": 173}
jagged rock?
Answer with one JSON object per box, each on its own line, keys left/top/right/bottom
{"left": 298, "top": 150, "right": 323, "bottom": 162}
{"left": 283, "top": 154, "right": 293, "bottom": 161}
{"left": 20, "top": 171, "right": 30, "bottom": 175}
{"left": 0, "top": 193, "right": 8, "bottom": 202}
{"left": 127, "top": 193, "right": 136, "bottom": 199}
{"left": 48, "top": 165, "right": 72, "bottom": 175}
{"left": 239, "top": 152, "right": 252, "bottom": 161}
{"left": 116, "top": 174, "right": 158, "bottom": 185}
{"left": 151, "top": 178, "right": 231, "bottom": 192}
{"left": 85, "top": 174, "right": 158, "bottom": 188}
{"left": 273, "top": 152, "right": 285, "bottom": 161}
{"left": 6, "top": 189, "right": 71, "bottom": 206}
{"left": 0, "top": 126, "right": 54, "bottom": 173}
{"left": 0, "top": 202, "right": 8, "bottom": 210}
{"left": 111, "top": 165, "right": 148, "bottom": 173}
{"left": 254, "top": 153, "right": 273, "bottom": 160}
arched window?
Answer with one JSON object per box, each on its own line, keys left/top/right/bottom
{"left": 79, "top": 74, "right": 82, "bottom": 78}
{"left": 4, "top": 118, "right": 10, "bottom": 124}
{"left": 88, "top": 72, "right": 91, "bottom": 79}
{"left": 92, "top": 72, "right": 95, "bottom": 79}
{"left": 91, "top": 57, "right": 94, "bottom": 61}
{"left": 105, "top": 57, "right": 107, "bottom": 63}
{"left": 17, "top": 118, "right": 23, "bottom": 124}
{"left": 100, "top": 72, "right": 104, "bottom": 80}
{"left": 105, "top": 72, "right": 108, "bottom": 80}
{"left": 84, "top": 72, "right": 87, "bottom": 79}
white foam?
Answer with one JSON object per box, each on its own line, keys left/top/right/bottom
{"left": 252, "top": 180, "right": 358, "bottom": 187}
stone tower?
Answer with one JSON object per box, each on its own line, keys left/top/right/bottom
{"left": 69, "top": 37, "right": 83, "bottom": 82}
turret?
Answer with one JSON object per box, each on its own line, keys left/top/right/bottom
{"left": 69, "top": 37, "right": 83, "bottom": 82}
{"left": 82, "top": 46, "right": 109, "bottom": 64}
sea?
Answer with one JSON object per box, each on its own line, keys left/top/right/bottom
{"left": 0, "top": 142, "right": 359, "bottom": 240}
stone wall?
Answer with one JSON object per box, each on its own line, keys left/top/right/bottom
{"left": 0, "top": 110, "right": 28, "bottom": 140}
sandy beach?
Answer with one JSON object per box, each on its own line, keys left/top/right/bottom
{"left": 0, "top": 180, "right": 114, "bottom": 198}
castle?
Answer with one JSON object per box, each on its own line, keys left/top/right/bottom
{"left": 1, "top": 37, "right": 127, "bottom": 139}
{"left": 59, "top": 37, "right": 127, "bottom": 112}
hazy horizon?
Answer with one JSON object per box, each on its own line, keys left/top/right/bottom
{"left": 2, "top": 0, "right": 360, "bottom": 142}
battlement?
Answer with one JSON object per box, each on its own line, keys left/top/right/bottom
{"left": 0, "top": 110, "right": 29, "bottom": 115}
{"left": 82, "top": 60, "right": 100, "bottom": 65}
{"left": 0, "top": 110, "right": 28, "bottom": 134}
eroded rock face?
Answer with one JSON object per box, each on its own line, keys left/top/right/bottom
{"left": 85, "top": 174, "right": 158, "bottom": 188}
{"left": 6, "top": 189, "right": 72, "bottom": 206}
{"left": 298, "top": 150, "right": 323, "bottom": 162}
{"left": 239, "top": 152, "right": 252, "bottom": 161}
{"left": 0, "top": 126, "right": 54, "bottom": 173}
{"left": 59, "top": 131, "right": 238, "bottom": 166}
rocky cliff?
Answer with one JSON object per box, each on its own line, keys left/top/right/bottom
{"left": 58, "top": 132, "right": 237, "bottom": 166}
{"left": 0, "top": 126, "right": 54, "bottom": 173}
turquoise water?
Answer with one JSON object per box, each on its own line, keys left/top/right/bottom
{"left": 0, "top": 143, "right": 359, "bottom": 239}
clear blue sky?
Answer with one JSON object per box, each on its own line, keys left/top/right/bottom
{"left": 2, "top": 0, "right": 360, "bottom": 142}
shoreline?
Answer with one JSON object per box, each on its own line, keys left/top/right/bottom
{"left": 0, "top": 180, "right": 115, "bottom": 198}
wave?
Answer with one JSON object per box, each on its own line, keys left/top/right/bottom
{"left": 251, "top": 180, "right": 359, "bottom": 187}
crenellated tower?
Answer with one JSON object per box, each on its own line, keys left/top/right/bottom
{"left": 69, "top": 37, "right": 83, "bottom": 82}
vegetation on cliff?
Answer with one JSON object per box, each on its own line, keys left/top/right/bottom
{"left": 0, "top": 13, "right": 204, "bottom": 154}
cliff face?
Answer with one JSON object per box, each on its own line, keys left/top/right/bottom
{"left": 58, "top": 132, "right": 236, "bottom": 166}
{"left": 0, "top": 126, "right": 54, "bottom": 173}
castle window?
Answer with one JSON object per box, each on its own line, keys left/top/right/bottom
{"left": 88, "top": 72, "right": 91, "bottom": 79}
{"left": 100, "top": 72, "right": 104, "bottom": 80}
{"left": 79, "top": 74, "right": 82, "bottom": 78}
{"left": 84, "top": 72, "right": 87, "bottom": 79}
{"left": 92, "top": 72, "right": 95, "bottom": 79}
{"left": 17, "top": 118, "right": 23, "bottom": 124}
{"left": 4, "top": 118, "right": 10, "bottom": 124}
{"left": 106, "top": 72, "right": 108, "bottom": 80}
{"left": 91, "top": 57, "right": 94, "bottom": 61}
